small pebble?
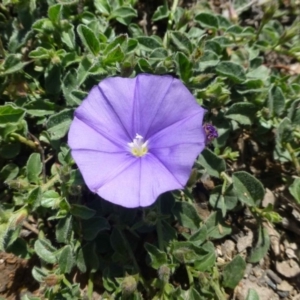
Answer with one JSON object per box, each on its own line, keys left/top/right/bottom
{"left": 277, "top": 280, "right": 293, "bottom": 292}
{"left": 266, "top": 269, "right": 282, "bottom": 284}
{"left": 264, "top": 276, "right": 276, "bottom": 290}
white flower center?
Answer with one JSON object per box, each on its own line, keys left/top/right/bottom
{"left": 128, "top": 134, "right": 148, "bottom": 157}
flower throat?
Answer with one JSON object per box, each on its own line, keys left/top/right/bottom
{"left": 128, "top": 134, "right": 148, "bottom": 157}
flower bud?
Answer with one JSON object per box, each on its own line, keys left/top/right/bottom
{"left": 121, "top": 276, "right": 137, "bottom": 296}
{"left": 143, "top": 210, "right": 158, "bottom": 226}
{"left": 9, "top": 207, "right": 28, "bottom": 228}
{"left": 203, "top": 123, "right": 218, "bottom": 143}
{"left": 45, "top": 274, "right": 60, "bottom": 287}
{"left": 158, "top": 265, "right": 171, "bottom": 283}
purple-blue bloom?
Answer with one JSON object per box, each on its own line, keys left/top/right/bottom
{"left": 68, "top": 74, "right": 206, "bottom": 208}
{"left": 203, "top": 123, "right": 218, "bottom": 143}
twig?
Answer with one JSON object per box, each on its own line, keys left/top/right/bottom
{"left": 23, "top": 220, "right": 39, "bottom": 235}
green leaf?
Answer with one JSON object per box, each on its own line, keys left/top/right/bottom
{"left": 144, "top": 243, "right": 168, "bottom": 269}
{"left": 194, "top": 241, "right": 216, "bottom": 271}
{"left": 34, "top": 239, "right": 57, "bottom": 264}
{"left": 94, "top": 0, "right": 111, "bottom": 14}
{"left": 45, "top": 64, "right": 62, "bottom": 95}
{"left": 276, "top": 117, "right": 293, "bottom": 144}
{"left": 248, "top": 227, "right": 270, "bottom": 263}
{"left": 267, "top": 85, "right": 285, "bottom": 117}
{"left": 197, "top": 148, "right": 226, "bottom": 178}
{"left": 223, "top": 255, "right": 246, "bottom": 289}
{"left": 29, "top": 47, "right": 49, "bottom": 59}
{"left": 172, "top": 241, "right": 206, "bottom": 264}
{"left": 226, "top": 103, "right": 257, "bottom": 125}
{"left": 0, "top": 163, "right": 19, "bottom": 182}
{"left": 0, "top": 142, "right": 20, "bottom": 159}
{"left": 170, "top": 31, "right": 193, "bottom": 54}
{"left": 0, "top": 54, "right": 29, "bottom": 76}
{"left": 289, "top": 178, "right": 300, "bottom": 204}
{"left": 209, "top": 185, "right": 238, "bottom": 216}
{"left": 232, "top": 171, "right": 264, "bottom": 206}
{"left": 26, "top": 153, "right": 42, "bottom": 184}
{"left": 198, "top": 50, "right": 219, "bottom": 71}
{"left": 0, "top": 105, "right": 25, "bottom": 125}
{"left": 46, "top": 109, "right": 73, "bottom": 140}
{"left": 48, "top": 4, "right": 62, "bottom": 24}
{"left": 172, "top": 201, "right": 201, "bottom": 230}
{"left": 110, "top": 228, "right": 127, "bottom": 255}
{"left": 152, "top": 4, "right": 169, "bottom": 21}
{"left": 24, "top": 100, "right": 55, "bottom": 116}
{"left": 70, "top": 204, "right": 96, "bottom": 220}
{"left": 58, "top": 245, "right": 74, "bottom": 274}
{"left": 247, "top": 65, "right": 270, "bottom": 80}
{"left": 103, "top": 45, "right": 125, "bottom": 64}
{"left": 41, "top": 190, "right": 61, "bottom": 208}
{"left": 288, "top": 99, "right": 300, "bottom": 124}
{"left": 205, "top": 211, "right": 232, "bottom": 239}
{"left": 28, "top": 187, "right": 42, "bottom": 210}
{"left": 82, "top": 217, "right": 110, "bottom": 241}
{"left": 111, "top": 6, "right": 137, "bottom": 19}
{"left": 137, "top": 36, "right": 162, "bottom": 51}
{"left": 216, "top": 61, "right": 246, "bottom": 83}
{"left": 32, "top": 266, "right": 48, "bottom": 283}
{"left": 56, "top": 215, "right": 73, "bottom": 244}
{"left": 77, "top": 242, "right": 99, "bottom": 272}
{"left": 176, "top": 52, "right": 192, "bottom": 82}
{"left": 189, "top": 225, "right": 207, "bottom": 245}
{"left": 195, "top": 12, "right": 219, "bottom": 28}
{"left": 246, "top": 289, "right": 260, "bottom": 300}
{"left": 77, "top": 24, "right": 101, "bottom": 55}
{"left": 61, "top": 24, "right": 76, "bottom": 49}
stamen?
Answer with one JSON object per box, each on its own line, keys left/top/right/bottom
{"left": 128, "top": 134, "right": 148, "bottom": 157}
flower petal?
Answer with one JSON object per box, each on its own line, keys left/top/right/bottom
{"left": 74, "top": 85, "right": 132, "bottom": 146}
{"left": 149, "top": 113, "right": 206, "bottom": 185}
{"left": 135, "top": 75, "right": 203, "bottom": 139}
{"left": 133, "top": 74, "right": 174, "bottom": 136}
{"left": 71, "top": 149, "right": 134, "bottom": 191}
{"left": 68, "top": 116, "right": 127, "bottom": 152}
{"left": 98, "top": 76, "right": 137, "bottom": 138}
{"left": 96, "top": 154, "right": 181, "bottom": 208}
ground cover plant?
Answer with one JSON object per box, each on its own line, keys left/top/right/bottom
{"left": 0, "top": 0, "right": 300, "bottom": 299}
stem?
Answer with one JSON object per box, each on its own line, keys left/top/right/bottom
{"left": 220, "top": 172, "right": 232, "bottom": 184}
{"left": 119, "top": 229, "right": 140, "bottom": 273}
{"left": 163, "top": 0, "right": 179, "bottom": 48}
{"left": 186, "top": 265, "right": 194, "bottom": 287}
{"left": 156, "top": 199, "right": 164, "bottom": 251}
{"left": 87, "top": 272, "right": 94, "bottom": 300}
{"left": 41, "top": 173, "right": 60, "bottom": 192}
{"left": 10, "top": 133, "right": 38, "bottom": 150}
{"left": 210, "top": 281, "right": 226, "bottom": 300}
{"left": 286, "top": 143, "right": 300, "bottom": 175}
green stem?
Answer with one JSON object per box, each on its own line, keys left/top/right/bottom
{"left": 220, "top": 172, "right": 232, "bottom": 185}
{"left": 87, "top": 272, "right": 94, "bottom": 300}
{"left": 156, "top": 199, "right": 164, "bottom": 251}
{"left": 186, "top": 265, "right": 194, "bottom": 287}
{"left": 286, "top": 143, "right": 300, "bottom": 175}
{"left": 10, "top": 133, "right": 38, "bottom": 150}
{"left": 119, "top": 229, "right": 140, "bottom": 273}
{"left": 41, "top": 173, "right": 60, "bottom": 192}
{"left": 210, "top": 281, "right": 226, "bottom": 300}
{"left": 163, "top": 0, "right": 179, "bottom": 48}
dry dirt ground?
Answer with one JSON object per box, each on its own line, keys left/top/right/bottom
{"left": 0, "top": 252, "right": 39, "bottom": 300}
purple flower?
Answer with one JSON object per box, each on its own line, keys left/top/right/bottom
{"left": 203, "top": 123, "right": 218, "bottom": 143}
{"left": 68, "top": 74, "right": 206, "bottom": 208}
